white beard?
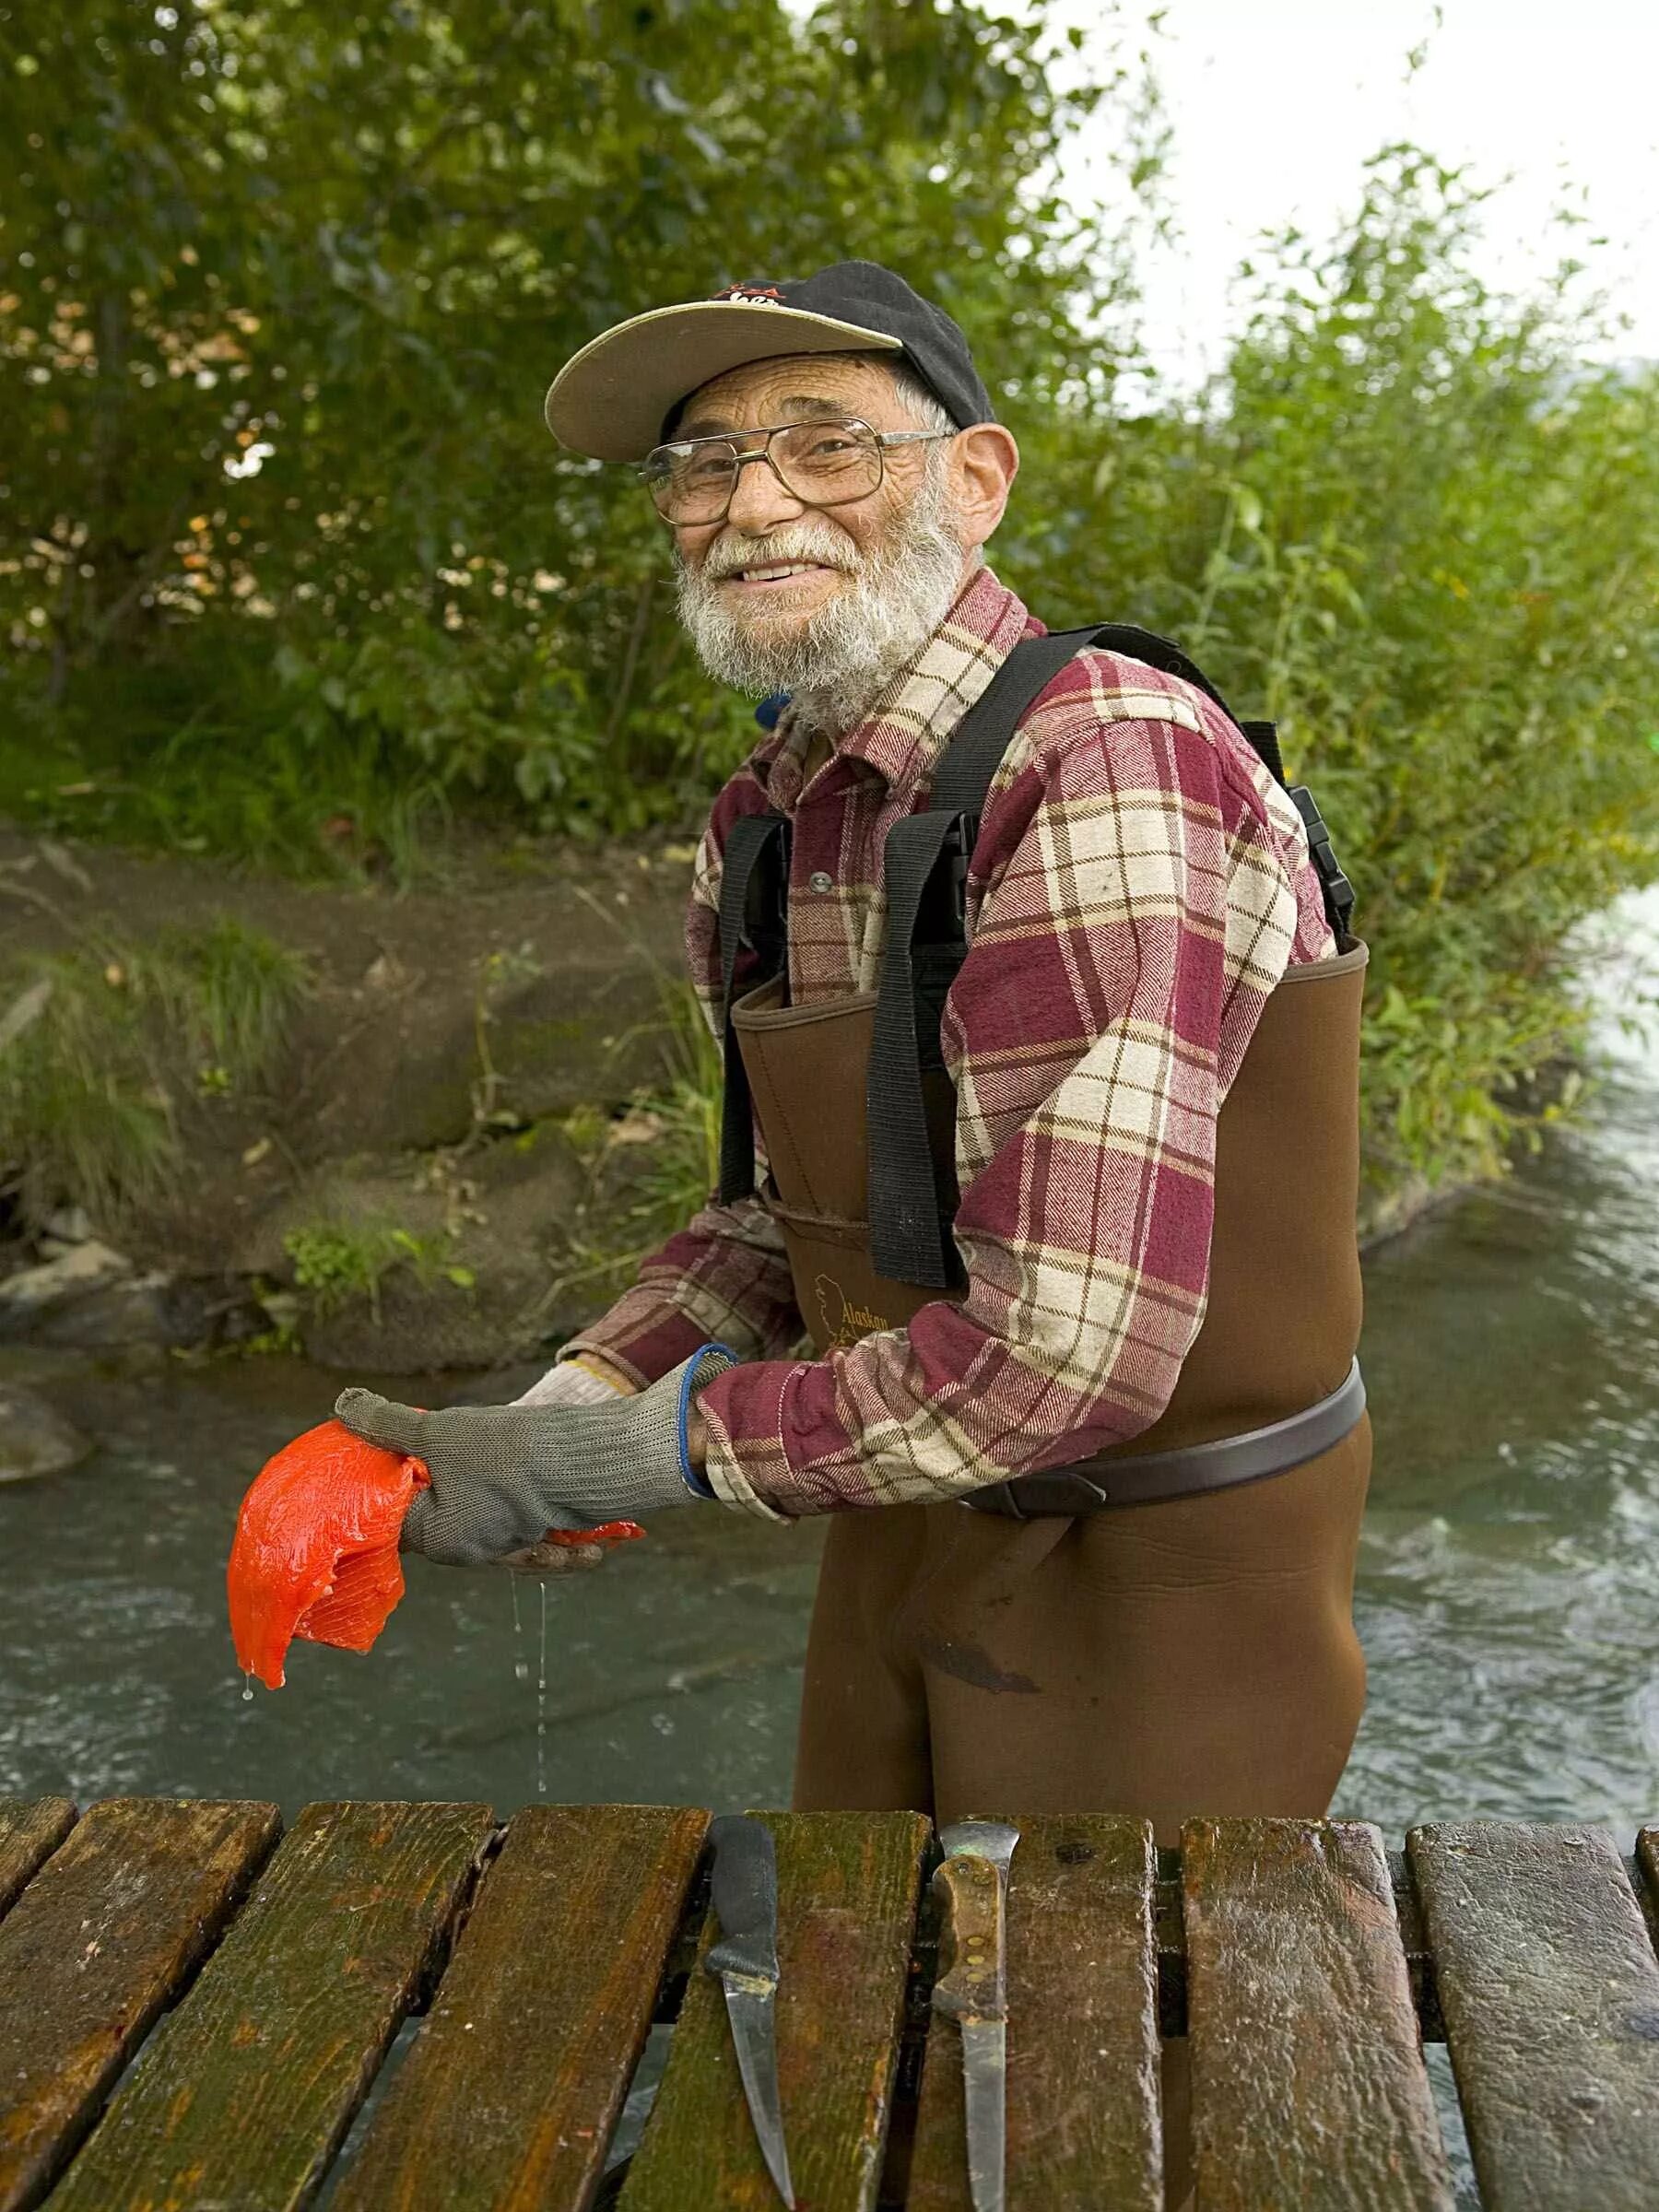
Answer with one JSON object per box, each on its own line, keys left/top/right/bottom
{"left": 674, "top": 468, "right": 967, "bottom": 737}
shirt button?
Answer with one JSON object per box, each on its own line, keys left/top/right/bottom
{"left": 808, "top": 870, "right": 834, "bottom": 894}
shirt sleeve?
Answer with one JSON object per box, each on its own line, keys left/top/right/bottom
{"left": 692, "top": 676, "right": 1316, "bottom": 1518}
{"left": 557, "top": 806, "right": 805, "bottom": 1389}
{"left": 556, "top": 1191, "right": 803, "bottom": 1387}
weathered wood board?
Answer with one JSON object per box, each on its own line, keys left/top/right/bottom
{"left": 0, "top": 1797, "right": 278, "bottom": 2212}
{"left": 0, "top": 1799, "right": 75, "bottom": 1924}
{"left": 46, "top": 1800, "right": 491, "bottom": 2212}
{"left": 330, "top": 1803, "right": 708, "bottom": 2212}
{"left": 1185, "top": 1818, "right": 1453, "bottom": 2211}
{"left": 907, "top": 1816, "right": 1162, "bottom": 2212}
{"left": 620, "top": 1809, "right": 929, "bottom": 2212}
{"left": 1410, "top": 1822, "right": 1659, "bottom": 2211}
{"left": 6, "top": 1794, "right": 1659, "bottom": 2209}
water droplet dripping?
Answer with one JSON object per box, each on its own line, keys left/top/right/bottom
{"left": 512, "top": 1575, "right": 527, "bottom": 1680}
{"left": 536, "top": 1577, "right": 549, "bottom": 1799}
{"left": 241, "top": 1675, "right": 254, "bottom": 1703}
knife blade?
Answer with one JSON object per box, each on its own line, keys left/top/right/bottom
{"left": 932, "top": 1819, "right": 1020, "bottom": 2212}
{"left": 704, "top": 1812, "right": 796, "bottom": 2209}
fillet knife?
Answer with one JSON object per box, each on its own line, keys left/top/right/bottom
{"left": 704, "top": 1812, "right": 796, "bottom": 2208}
{"left": 932, "top": 1819, "right": 1020, "bottom": 2212}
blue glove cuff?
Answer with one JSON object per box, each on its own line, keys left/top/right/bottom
{"left": 678, "top": 1343, "right": 736, "bottom": 1497}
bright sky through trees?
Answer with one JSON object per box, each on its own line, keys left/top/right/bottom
{"left": 1049, "top": 0, "right": 1659, "bottom": 389}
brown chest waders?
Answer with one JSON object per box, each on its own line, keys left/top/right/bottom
{"left": 716, "top": 626, "right": 1371, "bottom": 1866}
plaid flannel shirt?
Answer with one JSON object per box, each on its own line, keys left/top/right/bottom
{"left": 560, "top": 568, "right": 1335, "bottom": 1518}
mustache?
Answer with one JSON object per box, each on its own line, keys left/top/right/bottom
{"left": 697, "top": 523, "right": 860, "bottom": 584}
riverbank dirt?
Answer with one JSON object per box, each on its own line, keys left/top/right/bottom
{"left": 0, "top": 821, "right": 709, "bottom": 1371}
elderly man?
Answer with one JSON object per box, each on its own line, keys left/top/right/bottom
{"left": 339, "top": 260, "right": 1371, "bottom": 1840}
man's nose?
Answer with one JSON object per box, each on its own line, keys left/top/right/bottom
{"left": 724, "top": 449, "right": 806, "bottom": 537}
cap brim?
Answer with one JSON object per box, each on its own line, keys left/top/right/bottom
{"left": 544, "top": 300, "right": 903, "bottom": 462}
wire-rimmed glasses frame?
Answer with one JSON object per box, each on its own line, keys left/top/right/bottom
{"left": 639, "top": 416, "right": 955, "bottom": 526}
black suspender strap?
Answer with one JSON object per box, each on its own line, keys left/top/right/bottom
{"left": 716, "top": 809, "right": 791, "bottom": 1203}
{"left": 866, "top": 809, "right": 972, "bottom": 1288}
{"left": 925, "top": 627, "right": 1107, "bottom": 815}
{"left": 868, "top": 630, "right": 1118, "bottom": 1286}
{"left": 1238, "top": 718, "right": 1288, "bottom": 787}
{"left": 867, "top": 622, "right": 1301, "bottom": 1288}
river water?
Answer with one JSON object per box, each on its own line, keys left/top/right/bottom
{"left": 3, "top": 896, "right": 1657, "bottom": 1842}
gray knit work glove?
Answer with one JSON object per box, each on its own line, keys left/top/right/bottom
{"left": 333, "top": 1346, "right": 735, "bottom": 1568}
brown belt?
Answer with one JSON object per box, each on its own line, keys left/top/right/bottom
{"left": 959, "top": 1359, "right": 1367, "bottom": 1517}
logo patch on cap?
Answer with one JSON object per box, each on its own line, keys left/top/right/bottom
{"left": 714, "top": 283, "right": 789, "bottom": 307}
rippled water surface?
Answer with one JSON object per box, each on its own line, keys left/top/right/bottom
{"left": 4, "top": 897, "right": 1657, "bottom": 1838}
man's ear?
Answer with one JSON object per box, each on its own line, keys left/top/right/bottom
{"left": 950, "top": 423, "right": 1019, "bottom": 553}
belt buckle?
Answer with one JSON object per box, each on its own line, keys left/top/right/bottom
{"left": 960, "top": 1471, "right": 1115, "bottom": 1517}
{"left": 959, "top": 1478, "right": 1025, "bottom": 1520}
{"left": 1035, "top": 1472, "right": 1113, "bottom": 1514}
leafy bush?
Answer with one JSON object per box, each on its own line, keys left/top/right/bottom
{"left": 1000, "top": 152, "right": 1659, "bottom": 1203}
{"left": 2, "top": 0, "right": 1130, "bottom": 858}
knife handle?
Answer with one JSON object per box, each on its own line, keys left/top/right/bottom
{"left": 705, "top": 1813, "right": 782, "bottom": 1985}
{"left": 931, "top": 1850, "right": 1006, "bottom": 2024}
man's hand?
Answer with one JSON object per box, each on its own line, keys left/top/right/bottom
{"left": 334, "top": 1346, "right": 733, "bottom": 1568}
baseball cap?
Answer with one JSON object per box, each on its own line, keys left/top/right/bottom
{"left": 544, "top": 260, "right": 994, "bottom": 463}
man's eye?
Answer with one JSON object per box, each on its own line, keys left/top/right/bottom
{"left": 683, "top": 452, "right": 735, "bottom": 483}
{"left": 802, "top": 434, "right": 855, "bottom": 459}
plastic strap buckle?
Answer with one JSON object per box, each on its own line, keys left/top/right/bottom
{"left": 1288, "top": 783, "right": 1357, "bottom": 939}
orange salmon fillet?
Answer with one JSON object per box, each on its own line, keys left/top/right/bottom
{"left": 229, "top": 1418, "right": 647, "bottom": 1688}
{"left": 228, "top": 1419, "right": 426, "bottom": 1689}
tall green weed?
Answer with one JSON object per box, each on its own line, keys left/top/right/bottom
{"left": 0, "top": 920, "right": 312, "bottom": 1227}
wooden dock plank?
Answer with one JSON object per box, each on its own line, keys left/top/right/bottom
{"left": 46, "top": 1799, "right": 491, "bottom": 2212}
{"left": 1185, "top": 1818, "right": 1453, "bottom": 2210}
{"left": 906, "top": 1815, "right": 1162, "bottom": 2212}
{"left": 0, "top": 1799, "right": 76, "bottom": 1924}
{"left": 619, "top": 1809, "right": 929, "bottom": 2212}
{"left": 0, "top": 1797, "right": 279, "bottom": 2212}
{"left": 1410, "top": 1822, "right": 1659, "bottom": 2211}
{"left": 329, "top": 1803, "right": 708, "bottom": 2212}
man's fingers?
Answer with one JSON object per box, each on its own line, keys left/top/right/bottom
{"left": 335, "top": 1386, "right": 429, "bottom": 1458}
{"left": 502, "top": 1539, "right": 605, "bottom": 1575}
{"left": 398, "top": 1488, "right": 506, "bottom": 1567}
{"left": 400, "top": 1486, "right": 435, "bottom": 1556}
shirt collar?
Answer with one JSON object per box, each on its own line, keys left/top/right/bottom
{"left": 752, "top": 567, "right": 1041, "bottom": 808}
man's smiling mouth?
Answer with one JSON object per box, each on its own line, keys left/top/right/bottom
{"left": 721, "top": 560, "right": 842, "bottom": 585}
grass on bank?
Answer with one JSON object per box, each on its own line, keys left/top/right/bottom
{"left": 283, "top": 1217, "right": 477, "bottom": 1325}
{"left": 535, "top": 976, "right": 725, "bottom": 1316}
{"left": 0, "top": 918, "right": 312, "bottom": 1230}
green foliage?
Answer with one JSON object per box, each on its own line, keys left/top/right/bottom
{"left": 4, "top": 7, "right": 1656, "bottom": 1213}
{"left": 2, "top": 0, "right": 1132, "bottom": 854}
{"left": 998, "top": 150, "right": 1659, "bottom": 1200}
{"left": 0, "top": 918, "right": 312, "bottom": 1224}
{"left": 283, "top": 1217, "right": 474, "bottom": 1323}
{"left": 0, "top": 647, "right": 449, "bottom": 880}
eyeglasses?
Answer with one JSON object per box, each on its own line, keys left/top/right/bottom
{"left": 640, "top": 416, "right": 954, "bottom": 525}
